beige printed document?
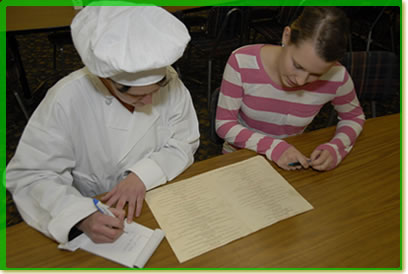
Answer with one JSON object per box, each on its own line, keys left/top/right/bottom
{"left": 145, "top": 156, "right": 313, "bottom": 263}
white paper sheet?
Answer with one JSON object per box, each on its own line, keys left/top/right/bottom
{"left": 59, "top": 221, "right": 164, "bottom": 268}
{"left": 145, "top": 156, "right": 313, "bottom": 263}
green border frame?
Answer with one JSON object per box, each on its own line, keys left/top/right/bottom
{"left": 0, "top": 0, "right": 402, "bottom": 271}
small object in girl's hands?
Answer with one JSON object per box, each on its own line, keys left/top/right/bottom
{"left": 288, "top": 161, "right": 302, "bottom": 167}
{"left": 288, "top": 159, "right": 311, "bottom": 167}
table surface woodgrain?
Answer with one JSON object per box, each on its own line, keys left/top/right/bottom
{"left": 6, "top": 6, "right": 201, "bottom": 32}
{"left": 6, "top": 114, "right": 401, "bottom": 269}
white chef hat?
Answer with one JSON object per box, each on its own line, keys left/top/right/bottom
{"left": 70, "top": 5, "right": 191, "bottom": 86}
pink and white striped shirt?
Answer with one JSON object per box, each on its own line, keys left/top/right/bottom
{"left": 215, "top": 44, "right": 365, "bottom": 169}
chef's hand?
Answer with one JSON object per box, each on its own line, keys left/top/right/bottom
{"left": 310, "top": 148, "right": 334, "bottom": 171}
{"left": 77, "top": 208, "right": 125, "bottom": 243}
{"left": 276, "top": 146, "right": 310, "bottom": 170}
{"left": 101, "top": 172, "right": 146, "bottom": 223}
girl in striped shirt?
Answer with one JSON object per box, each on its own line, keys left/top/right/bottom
{"left": 216, "top": 7, "right": 365, "bottom": 171}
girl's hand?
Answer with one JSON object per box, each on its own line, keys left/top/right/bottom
{"left": 276, "top": 146, "right": 310, "bottom": 170}
{"left": 310, "top": 149, "right": 334, "bottom": 171}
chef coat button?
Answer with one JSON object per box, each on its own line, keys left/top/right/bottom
{"left": 105, "top": 97, "right": 113, "bottom": 105}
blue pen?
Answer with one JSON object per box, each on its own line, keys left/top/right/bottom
{"left": 288, "top": 161, "right": 302, "bottom": 167}
{"left": 93, "top": 198, "right": 116, "bottom": 217}
{"left": 93, "top": 198, "right": 127, "bottom": 233}
{"left": 93, "top": 198, "right": 128, "bottom": 233}
{"left": 288, "top": 159, "right": 311, "bottom": 167}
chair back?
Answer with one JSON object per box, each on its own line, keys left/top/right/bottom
{"left": 209, "top": 87, "right": 224, "bottom": 144}
{"left": 206, "top": 7, "right": 245, "bottom": 58}
{"left": 343, "top": 6, "right": 396, "bottom": 52}
{"left": 277, "top": 6, "right": 303, "bottom": 26}
{"left": 340, "top": 51, "right": 399, "bottom": 102}
{"left": 249, "top": 6, "right": 302, "bottom": 44}
{"left": 6, "top": 39, "right": 30, "bottom": 119}
{"left": 187, "top": 7, "right": 245, "bottom": 107}
{"left": 206, "top": 7, "right": 243, "bottom": 39}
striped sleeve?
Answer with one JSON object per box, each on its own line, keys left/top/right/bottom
{"left": 215, "top": 51, "right": 292, "bottom": 162}
{"left": 317, "top": 69, "right": 366, "bottom": 169}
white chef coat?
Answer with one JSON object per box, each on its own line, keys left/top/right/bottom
{"left": 6, "top": 66, "right": 200, "bottom": 243}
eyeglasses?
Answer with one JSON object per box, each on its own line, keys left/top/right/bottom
{"left": 110, "top": 75, "right": 171, "bottom": 93}
{"left": 156, "top": 76, "right": 171, "bottom": 87}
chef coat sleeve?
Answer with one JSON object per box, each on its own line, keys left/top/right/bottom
{"left": 128, "top": 72, "right": 200, "bottom": 190}
{"left": 6, "top": 88, "right": 97, "bottom": 244}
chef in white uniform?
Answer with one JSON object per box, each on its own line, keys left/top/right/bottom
{"left": 6, "top": 6, "right": 200, "bottom": 244}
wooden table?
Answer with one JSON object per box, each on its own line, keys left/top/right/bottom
{"left": 6, "top": 6, "right": 202, "bottom": 31}
{"left": 6, "top": 114, "right": 401, "bottom": 268}
{"left": 6, "top": 6, "right": 78, "bottom": 32}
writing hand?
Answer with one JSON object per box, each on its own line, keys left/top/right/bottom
{"left": 101, "top": 172, "right": 146, "bottom": 223}
{"left": 276, "top": 146, "right": 310, "bottom": 170}
{"left": 77, "top": 207, "right": 125, "bottom": 243}
{"left": 310, "top": 149, "right": 333, "bottom": 171}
